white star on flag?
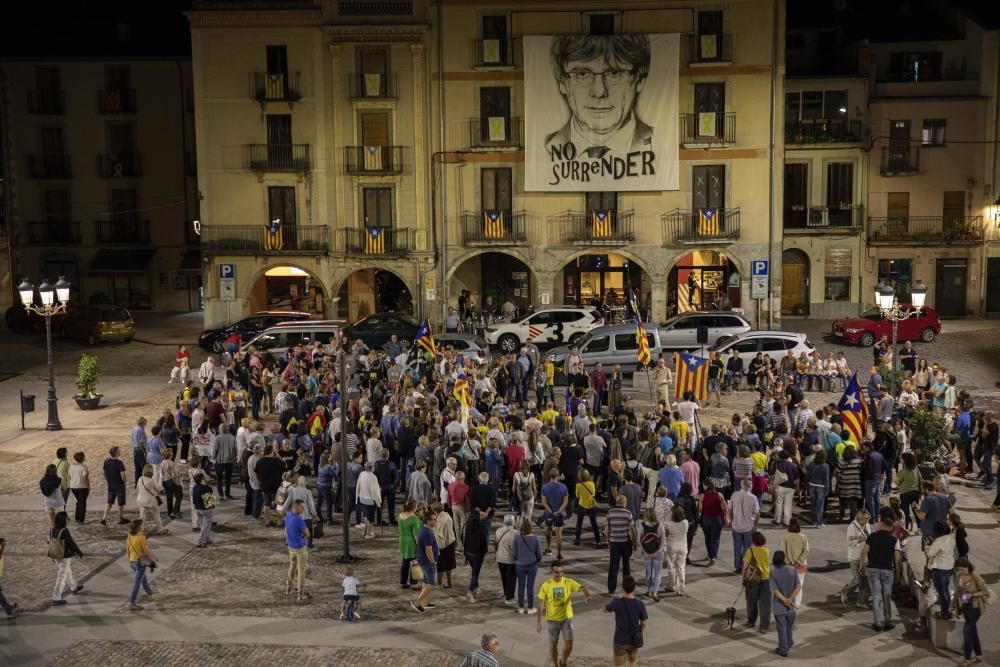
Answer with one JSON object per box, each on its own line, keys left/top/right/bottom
{"left": 843, "top": 393, "right": 858, "bottom": 409}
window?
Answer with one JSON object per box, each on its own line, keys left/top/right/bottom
{"left": 479, "top": 87, "right": 511, "bottom": 142}
{"left": 266, "top": 45, "right": 288, "bottom": 74}
{"left": 107, "top": 122, "right": 136, "bottom": 167}
{"left": 481, "top": 168, "right": 512, "bottom": 211}
{"left": 693, "top": 165, "right": 725, "bottom": 210}
{"left": 586, "top": 192, "right": 618, "bottom": 212}
{"left": 268, "top": 186, "right": 296, "bottom": 226}
{"left": 887, "top": 192, "right": 910, "bottom": 221}
{"left": 693, "top": 82, "right": 726, "bottom": 139}
{"left": 731, "top": 339, "right": 758, "bottom": 354}
{"left": 826, "top": 163, "right": 854, "bottom": 226}
{"left": 339, "top": 1, "right": 412, "bottom": 16}
{"left": 785, "top": 90, "right": 848, "bottom": 122}
{"left": 589, "top": 14, "right": 615, "bottom": 35}
{"left": 825, "top": 277, "right": 851, "bottom": 301}
{"left": 528, "top": 312, "right": 553, "bottom": 326}
{"left": 760, "top": 338, "right": 787, "bottom": 353}
{"left": 34, "top": 66, "right": 62, "bottom": 112}
{"left": 922, "top": 119, "right": 946, "bottom": 146}
{"left": 878, "top": 259, "right": 912, "bottom": 303}
{"left": 359, "top": 47, "right": 388, "bottom": 79}
{"left": 111, "top": 188, "right": 138, "bottom": 223}
{"left": 583, "top": 336, "right": 610, "bottom": 353}
{"left": 696, "top": 10, "right": 724, "bottom": 61}
{"left": 825, "top": 247, "right": 851, "bottom": 302}
{"left": 362, "top": 187, "right": 393, "bottom": 227}
{"left": 615, "top": 333, "right": 654, "bottom": 351}
{"left": 783, "top": 163, "right": 807, "bottom": 228}
{"left": 105, "top": 65, "right": 131, "bottom": 92}
{"left": 43, "top": 189, "right": 70, "bottom": 222}
{"left": 889, "top": 51, "right": 942, "bottom": 82}
{"left": 943, "top": 190, "right": 965, "bottom": 228}
{"left": 480, "top": 15, "right": 509, "bottom": 65}
{"left": 360, "top": 111, "right": 390, "bottom": 146}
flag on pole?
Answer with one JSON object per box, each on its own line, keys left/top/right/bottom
{"left": 365, "top": 227, "right": 385, "bottom": 254}
{"left": 838, "top": 372, "right": 869, "bottom": 444}
{"left": 673, "top": 352, "right": 709, "bottom": 401}
{"left": 415, "top": 318, "right": 437, "bottom": 357}
{"left": 483, "top": 210, "right": 505, "bottom": 239}
{"left": 453, "top": 372, "right": 472, "bottom": 410}
{"left": 628, "top": 289, "right": 651, "bottom": 367}
{"left": 699, "top": 208, "right": 719, "bottom": 236}
{"left": 263, "top": 219, "right": 283, "bottom": 250}
{"left": 592, "top": 209, "right": 613, "bottom": 238}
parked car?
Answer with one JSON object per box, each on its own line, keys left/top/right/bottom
{"left": 241, "top": 320, "right": 344, "bottom": 358}
{"left": 484, "top": 306, "right": 604, "bottom": 353}
{"left": 60, "top": 305, "right": 135, "bottom": 345}
{"left": 708, "top": 330, "right": 815, "bottom": 368}
{"left": 5, "top": 302, "right": 66, "bottom": 333}
{"left": 658, "top": 311, "right": 752, "bottom": 350}
{"left": 198, "top": 310, "right": 313, "bottom": 353}
{"left": 342, "top": 312, "right": 421, "bottom": 349}
{"left": 832, "top": 306, "right": 941, "bottom": 347}
{"left": 546, "top": 323, "right": 660, "bottom": 383}
{"left": 435, "top": 333, "right": 493, "bottom": 366}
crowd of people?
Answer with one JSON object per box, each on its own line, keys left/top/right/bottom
{"left": 3, "top": 322, "right": 995, "bottom": 667}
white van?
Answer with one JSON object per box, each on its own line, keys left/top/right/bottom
{"left": 241, "top": 320, "right": 345, "bottom": 357}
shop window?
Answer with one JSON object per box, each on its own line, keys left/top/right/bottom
{"left": 922, "top": 119, "right": 946, "bottom": 146}
{"left": 878, "top": 258, "right": 912, "bottom": 303}
{"left": 825, "top": 247, "right": 852, "bottom": 302}
{"left": 824, "top": 277, "right": 851, "bottom": 301}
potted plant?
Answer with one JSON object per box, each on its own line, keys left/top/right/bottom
{"left": 74, "top": 354, "right": 103, "bottom": 410}
{"left": 907, "top": 407, "right": 949, "bottom": 479}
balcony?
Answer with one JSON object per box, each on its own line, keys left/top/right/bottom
{"left": 461, "top": 210, "right": 527, "bottom": 245}
{"left": 26, "top": 221, "right": 80, "bottom": 244}
{"left": 95, "top": 219, "right": 150, "bottom": 244}
{"left": 556, "top": 210, "right": 635, "bottom": 246}
{"left": 97, "top": 154, "right": 142, "bottom": 178}
{"left": 200, "top": 224, "right": 330, "bottom": 255}
{"left": 26, "top": 90, "right": 65, "bottom": 114}
{"left": 881, "top": 146, "right": 920, "bottom": 176}
{"left": 343, "top": 226, "right": 412, "bottom": 257}
{"left": 681, "top": 112, "right": 736, "bottom": 146}
{"left": 25, "top": 154, "right": 72, "bottom": 179}
{"left": 685, "top": 33, "right": 733, "bottom": 65}
{"left": 249, "top": 71, "right": 301, "bottom": 103}
{"left": 468, "top": 117, "right": 523, "bottom": 150}
{"left": 344, "top": 146, "right": 403, "bottom": 175}
{"left": 785, "top": 119, "right": 863, "bottom": 145}
{"left": 867, "top": 216, "right": 984, "bottom": 245}
{"left": 242, "top": 144, "right": 311, "bottom": 172}
{"left": 347, "top": 73, "right": 398, "bottom": 100}
{"left": 471, "top": 38, "right": 521, "bottom": 68}
{"left": 663, "top": 208, "right": 741, "bottom": 244}
{"left": 784, "top": 205, "right": 864, "bottom": 233}
{"left": 98, "top": 89, "right": 136, "bottom": 114}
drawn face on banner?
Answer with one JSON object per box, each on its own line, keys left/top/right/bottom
{"left": 557, "top": 55, "right": 645, "bottom": 137}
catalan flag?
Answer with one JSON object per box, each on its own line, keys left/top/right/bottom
{"left": 365, "top": 226, "right": 385, "bottom": 254}
{"left": 484, "top": 210, "right": 505, "bottom": 239}
{"left": 674, "top": 352, "right": 709, "bottom": 401}
{"left": 699, "top": 208, "right": 719, "bottom": 236}
{"left": 837, "top": 372, "right": 869, "bottom": 445}
{"left": 263, "top": 219, "right": 283, "bottom": 251}
{"left": 453, "top": 371, "right": 472, "bottom": 410}
{"left": 629, "top": 289, "right": 651, "bottom": 367}
{"left": 592, "top": 209, "right": 613, "bottom": 238}
{"left": 415, "top": 318, "right": 437, "bottom": 357}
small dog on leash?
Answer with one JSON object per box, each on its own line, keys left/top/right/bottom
{"left": 725, "top": 605, "right": 737, "bottom": 629}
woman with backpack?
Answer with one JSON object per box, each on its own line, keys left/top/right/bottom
{"left": 512, "top": 460, "right": 536, "bottom": 527}
{"left": 574, "top": 469, "right": 602, "bottom": 547}
{"left": 462, "top": 511, "right": 490, "bottom": 603}
{"left": 49, "top": 511, "right": 83, "bottom": 605}
{"left": 664, "top": 505, "right": 690, "bottom": 596}
{"left": 639, "top": 508, "right": 666, "bottom": 601}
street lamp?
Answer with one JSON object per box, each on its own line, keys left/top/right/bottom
{"left": 873, "top": 279, "right": 928, "bottom": 396}
{"left": 19, "top": 276, "right": 71, "bottom": 430}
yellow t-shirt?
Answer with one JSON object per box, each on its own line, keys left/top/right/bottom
{"left": 671, "top": 420, "right": 690, "bottom": 441}
{"left": 540, "top": 409, "right": 558, "bottom": 427}
{"left": 750, "top": 451, "right": 768, "bottom": 473}
{"left": 126, "top": 534, "right": 149, "bottom": 562}
{"left": 538, "top": 576, "right": 582, "bottom": 621}
{"left": 743, "top": 546, "right": 770, "bottom": 581}
{"left": 575, "top": 481, "right": 597, "bottom": 510}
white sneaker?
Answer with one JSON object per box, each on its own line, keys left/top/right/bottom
{"left": 527, "top": 607, "right": 538, "bottom": 615}
{"left": 179, "top": 459, "right": 187, "bottom": 465}
{"left": 517, "top": 608, "right": 526, "bottom": 614}
{"left": 354, "top": 523, "right": 365, "bottom": 529}
{"left": 353, "top": 611, "right": 361, "bottom": 619}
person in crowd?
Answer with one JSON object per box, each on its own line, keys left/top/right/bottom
{"left": 125, "top": 518, "right": 156, "bottom": 611}
{"left": 49, "top": 511, "right": 84, "bottom": 605}
{"left": 770, "top": 550, "right": 802, "bottom": 658}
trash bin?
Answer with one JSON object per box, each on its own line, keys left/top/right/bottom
{"left": 21, "top": 393, "right": 36, "bottom": 413}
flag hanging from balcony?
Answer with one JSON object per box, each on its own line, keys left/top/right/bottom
{"left": 700, "top": 34, "right": 718, "bottom": 60}
{"left": 698, "top": 111, "right": 717, "bottom": 137}
{"left": 483, "top": 210, "right": 505, "bottom": 239}
{"left": 263, "top": 219, "right": 283, "bottom": 250}
{"left": 265, "top": 72, "right": 285, "bottom": 100}
{"left": 363, "top": 73, "right": 382, "bottom": 97}
{"left": 629, "top": 289, "right": 651, "bottom": 367}
{"left": 365, "top": 227, "right": 385, "bottom": 254}
{"left": 482, "top": 39, "right": 501, "bottom": 64}
{"left": 364, "top": 145, "right": 383, "bottom": 171}
{"left": 592, "top": 209, "right": 613, "bottom": 238}
{"left": 699, "top": 208, "right": 719, "bottom": 236}
{"left": 487, "top": 116, "right": 506, "bottom": 142}
{"left": 415, "top": 318, "right": 437, "bottom": 357}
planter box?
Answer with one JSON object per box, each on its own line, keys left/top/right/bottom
{"left": 74, "top": 394, "right": 103, "bottom": 410}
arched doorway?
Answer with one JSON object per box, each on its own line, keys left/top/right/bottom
{"left": 781, "top": 249, "right": 810, "bottom": 316}
{"left": 449, "top": 251, "right": 533, "bottom": 317}
{"left": 667, "top": 250, "right": 740, "bottom": 315}
{"left": 249, "top": 265, "right": 326, "bottom": 316}
{"left": 336, "top": 268, "right": 413, "bottom": 322}
{"left": 562, "top": 252, "right": 650, "bottom": 322}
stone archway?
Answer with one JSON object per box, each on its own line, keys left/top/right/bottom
{"left": 665, "top": 249, "right": 741, "bottom": 316}
{"left": 557, "top": 250, "right": 653, "bottom": 322}
{"left": 332, "top": 266, "right": 415, "bottom": 322}
{"left": 448, "top": 249, "right": 537, "bottom": 317}
{"left": 246, "top": 263, "right": 329, "bottom": 316}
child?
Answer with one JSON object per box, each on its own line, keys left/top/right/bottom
{"left": 340, "top": 566, "right": 361, "bottom": 620}
{"left": 888, "top": 497, "right": 907, "bottom": 543}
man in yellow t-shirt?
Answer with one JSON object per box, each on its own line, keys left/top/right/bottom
{"left": 536, "top": 560, "right": 592, "bottom": 667}
{"left": 670, "top": 415, "right": 689, "bottom": 448}
{"left": 540, "top": 403, "right": 559, "bottom": 429}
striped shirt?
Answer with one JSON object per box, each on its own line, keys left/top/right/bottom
{"left": 344, "top": 432, "right": 360, "bottom": 456}
{"left": 460, "top": 649, "right": 500, "bottom": 667}
{"left": 606, "top": 507, "right": 634, "bottom": 544}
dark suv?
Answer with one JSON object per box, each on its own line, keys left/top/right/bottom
{"left": 198, "top": 311, "right": 313, "bottom": 353}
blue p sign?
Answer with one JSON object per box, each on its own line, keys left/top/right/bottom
{"left": 752, "top": 260, "right": 768, "bottom": 277}
{"left": 219, "top": 264, "right": 235, "bottom": 279}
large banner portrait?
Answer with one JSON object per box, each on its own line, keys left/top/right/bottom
{"left": 524, "top": 34, "right": 679, "bottom": 192}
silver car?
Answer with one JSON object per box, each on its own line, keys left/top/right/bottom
{"left": 546, "top": 323, "right": 661, "bottom": 383}
{"left": 658, "top": 311, "right": 751, "bottom": 350}
{"left": 435, "top": 333, "right": 493, "bottom": 366}
{"left": 708, "top": 330, "right": 815, "bottom": 368}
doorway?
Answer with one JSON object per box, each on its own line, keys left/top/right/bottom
{"left": 936, "top": 258, "right": 967, "bottom": 317}
{"left": 987, "top": 258, "right": 1000, "bottom": 314}
{"left": 781, "top": 249, "right": 809, "bottom": 315}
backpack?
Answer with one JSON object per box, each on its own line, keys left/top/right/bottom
{"left": 881, "top": 429, "right": 899, "bottom": 461}
{"left": 374, "top": 459, "right": 392, "bottom": 487}
{"left": 517, "top": 474, "right": 533, "bottom": 502}
{"left": 640, "top": 523, "right": 661, "bottom": 554}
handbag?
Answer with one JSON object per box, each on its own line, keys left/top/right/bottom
{"left": 312, "top": 520, "right": 324, "bottom": 539}
{"left": 47, "top": 528, "right": 66, "bottom": 560}
{"left": 202, "top": 490, "right": 219, "bottom": 509}
{"left": 141, "top": 478, "right": 163, "bottom": 505}
{"left": 409, "top": 560, "right": 425, "bottom": 583}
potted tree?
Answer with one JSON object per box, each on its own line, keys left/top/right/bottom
{"left": 907, "top": 407, "right": 949, "bottom": 480}
{"left": 74, "top": 354, "right": 103, "bottom": 410}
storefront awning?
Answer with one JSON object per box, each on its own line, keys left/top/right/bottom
{"left": 88, "top": 248, "right": 156, "bottom": 275}
{"left": 177, "top": 249, "right": 202, "bottom": 272}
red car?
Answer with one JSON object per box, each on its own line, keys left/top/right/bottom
{"left": 832, "top": 306, "right": 941, "bottom": 347}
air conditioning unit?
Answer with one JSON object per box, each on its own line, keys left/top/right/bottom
{"left": 807, "top": 208, "right": 828, "bottom": 227}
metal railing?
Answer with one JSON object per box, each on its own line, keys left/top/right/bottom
{"left": 784, "top": 205, "right": 864, "bottom": 230}
{"left": 26, "top": 221, "right": 80, "bottom": 244}
{"left": 556, "top": 210, "right": 635, "bottom": 245}
{"left": 867, "top": 216, "right": 984, "bottom": 244}
{"left": 95, "top": 219, "right": 150, "bottom": 244}
{"left": 98, "top": 89, "right": 136, "bottom": 113}
{"left": 27, "top": 90, "right": 65, "bottom": 114}
{"left": 347, "top": 73, "right": 398, "bottom": 99}
{"left": 663, "top": 208, "right": 741, "bottom": 243}
{"left": 25, "top": 154, "right": 72, "bottom": 179}
{"left": 471, "top": 38, "right": 521, "bottom": 68}
{"left": 242, "top": 144, "right": 311, "bottom": 171}
{"left": 461, "top": 210, "right": 527, "bottom": 244}
{"left": 249, "top": 71, "right": 302, "bottom": 102}
{"left": 680, "top": 112, "right": 736, "bottom": 144}
{"left": 343, "top": 226, "right": 412, "bottom": 257}
{"left": 685, "top": 33, "right": 733, "bottom": 64}
{"left": 200, "top": 224, "right": 330, "bottom": 254}
{"left": 881, "top": 146, "right": 920, "bottom": 175}
{"left": 468, "top": 117, "right": 523, "bottom": 149}
{"left": 785, "top": 119, "right": 863, "bottom": 144}
{"left": 97, "top": 153, "right": 142, "bottom": 178}
{"left": 344, "top": 145, "right": 404, "bottom": 175}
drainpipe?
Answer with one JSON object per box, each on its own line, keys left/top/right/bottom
{"left": 767, "top": 0, "right": 778, "bottom": 329}
{"left": 437, "top": 0, "right": 448, "bottom": 325}
{"left": 0, "top": 69, "right": 17, "bottom": 305}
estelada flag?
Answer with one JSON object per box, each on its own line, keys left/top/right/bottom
{"left": 415, "top": 318, "right": 437, "bottom": 357}
{"left": 629, "top": 289, "right": 650, "bottom": 367}
{"left": 699, "top": 208, "right": 719, "bottom": 236}
{"left": 365, "top": 227, "right": 384, "bottom": 254}
{"left": 592, "top": 210, "right": 612, "bottom": 238}
{"left": 453, "top": 372, "right": 472, "bottom": 409}
{"left": 838, "top": 372, "right": 869, "bottom": 444}
{"left": 674, "top": 352, "right": 709, "bottom": 401}
{"left": 263, "top": 219, "right": 283, "bottom": 250}
{"left": 483, "top": 210, "right": 505, "bottom": 239}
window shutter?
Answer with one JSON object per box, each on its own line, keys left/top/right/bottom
{"left": 825, "top": 248, "right": 852, "bottom": 277}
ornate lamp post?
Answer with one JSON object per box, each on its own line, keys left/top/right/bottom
{"left": 873, "top": 279, "right": 928, "bottom": 396}
{"left": 18, "top": 276, "right": 71, "bottom": 431}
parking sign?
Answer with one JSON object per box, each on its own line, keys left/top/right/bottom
{"left": 752, "top": 260, "right": 768, "bottom": 277}
{"left": 219, "top": 264, "right": 235, "bottom": 279}
{"left": 219, "top": 264, "right": 236, "bottom": 302}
